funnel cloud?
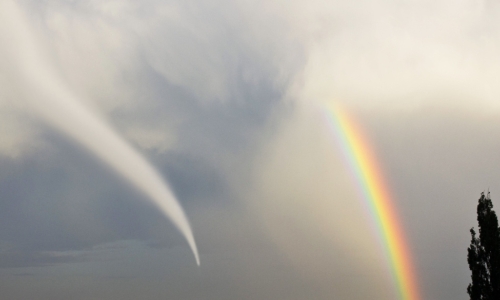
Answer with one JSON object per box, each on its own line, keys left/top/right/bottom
{"left": 0, "top": 0, "right": 199, "bottom": 265}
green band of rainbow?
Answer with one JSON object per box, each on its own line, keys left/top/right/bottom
{"left": 324, "top": 103, "right": 420, "bottom": 300}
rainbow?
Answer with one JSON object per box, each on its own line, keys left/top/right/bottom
{"left": 323, "top": 103, "right": 420, "bottom": 300}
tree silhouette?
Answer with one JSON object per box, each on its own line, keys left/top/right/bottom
{"left": 467, "top": 192, "right": 500, "bottom": 300}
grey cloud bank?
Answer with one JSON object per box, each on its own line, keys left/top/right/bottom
{"left": 0, "top": 0, "right": 199, "bottom": 265}
{"left": 1, "top": 0, "right": 500, "bottom": 299}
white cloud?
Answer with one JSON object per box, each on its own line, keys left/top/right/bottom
{"left": 1, "top": 1, "right": 499, "bottom": 298}
{"left": 293, "top": 0, "right": 500, "bottom": 111}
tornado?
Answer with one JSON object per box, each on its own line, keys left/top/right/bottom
{"left": 0, "top": 0, "right": 199, "bottom": 265}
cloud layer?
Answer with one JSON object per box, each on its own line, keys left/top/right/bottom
{"left": 1, "top": 0, "right": 500, "bottom": 299}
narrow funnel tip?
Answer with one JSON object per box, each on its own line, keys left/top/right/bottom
{"left": 193, "top": 248, "right": 200, "bottom": 266}
{"left": 186, "top": 234, "right": 200, "bottom": 266}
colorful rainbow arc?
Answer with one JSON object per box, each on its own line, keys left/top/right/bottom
{"left": 324, "top": 103, "right": 420, "bottom": 300}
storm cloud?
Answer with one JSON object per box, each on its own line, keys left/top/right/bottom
{"left": 1, "top": 0, "right": 500, "bottom": 299}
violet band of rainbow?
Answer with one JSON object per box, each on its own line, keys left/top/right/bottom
{"left": 324, "top": 103, "right": 420, "bottom": 300}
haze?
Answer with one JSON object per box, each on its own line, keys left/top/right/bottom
{"left": 1, "top": 1, "right": 499, "bottom": 299}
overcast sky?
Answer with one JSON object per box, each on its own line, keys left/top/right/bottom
{"left": 1, "top": 0, "right": 500, "bottom": 299}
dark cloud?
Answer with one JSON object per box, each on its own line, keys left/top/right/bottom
{"left": 2, "top": 0, "right": 500, "bottom": 299}
{"left": 0, "top": 46, "right": 283, "bottom": 268}
{"left": 0, "top": 248, "right": 88, "bottom": 269}
{"left": 0, "top": 132, "right": 181, "bottom": 265}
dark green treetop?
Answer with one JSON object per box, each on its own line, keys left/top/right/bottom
{"left": 467, "top": 192, "right": 500, "bottom": 300}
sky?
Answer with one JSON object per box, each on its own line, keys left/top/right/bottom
{"left": 1, "top": 0, "right": 500, "bottom": 299}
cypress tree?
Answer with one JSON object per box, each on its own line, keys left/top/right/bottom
{"left": 467, "top": 192, "right": 500, "bottom": 300}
